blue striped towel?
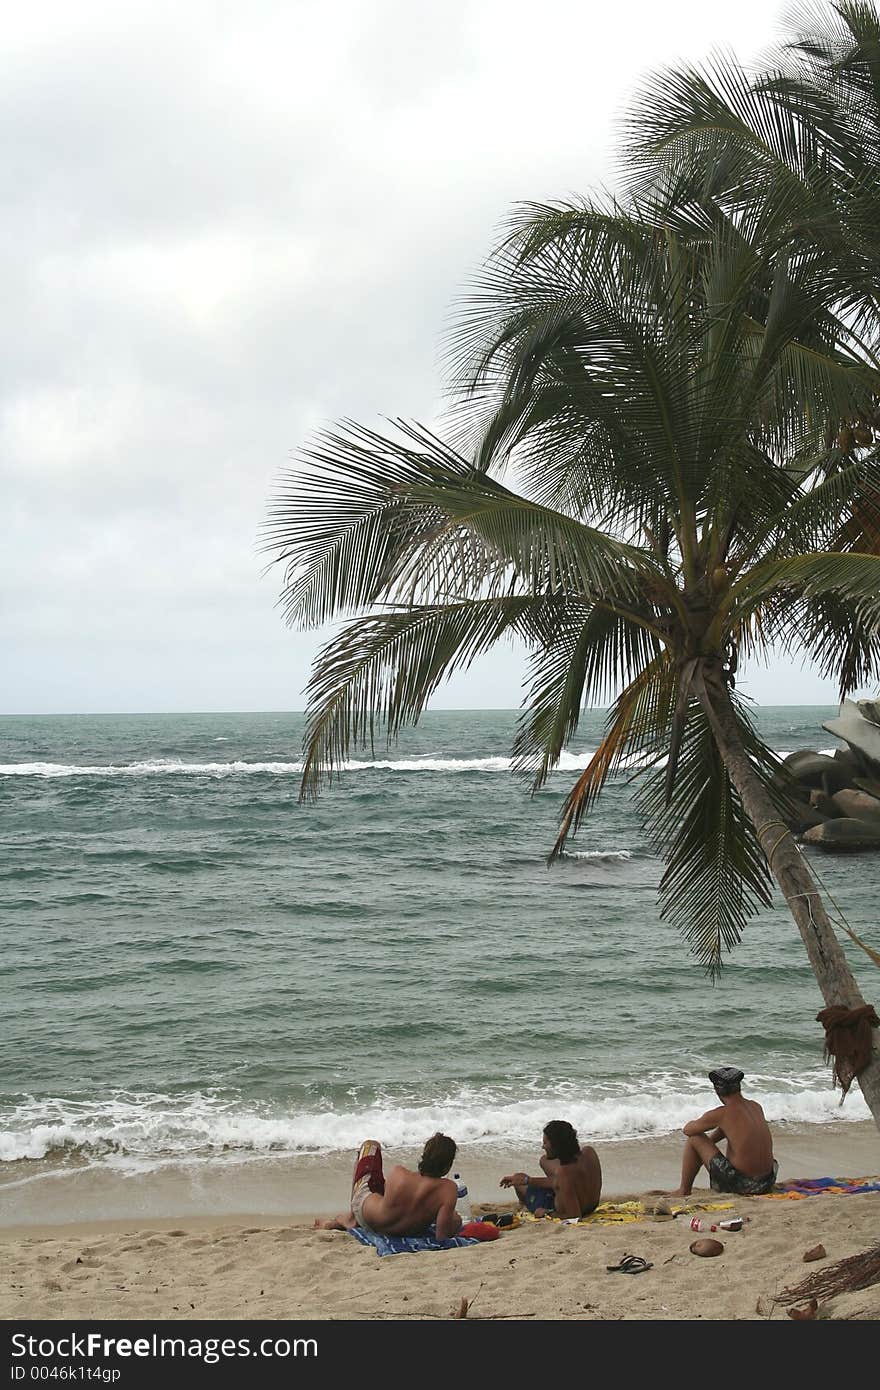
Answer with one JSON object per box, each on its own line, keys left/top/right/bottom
{"left": 348, "top": 1224, "right": 479, "bottom": 1256}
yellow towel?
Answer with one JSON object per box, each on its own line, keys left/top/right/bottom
{"left": 520, "top": 1198, "right": 734, "bottom": 1227}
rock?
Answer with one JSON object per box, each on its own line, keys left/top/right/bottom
{"left": 788, "top": 1299, "right": 819, "bottom": 1320}
{"left": 831, "top": 788, "right": 880, "bottom": 822}
{"left": 857, "top": 699, "right": 880, "bottom": 728}
{"left": 787, "top": 804, "right": 831, "bottom": 833}
{"left": 783, "top": 749, "right": 819, "bottom": 768}
{"left": 854, "top": 775, "right": 880, "bottom": 801}
{"left": 782, "top": 751, "right": 852, "bottom": 792}
{"left": 833, "top": 747, "right": 867, "bottom": 779}
{"left": 803, "top": 1244, "right": 826, "bottom": 1262}
{"left": 801, "top": 817, "right": 880, "bottom": 851}
{"left": 823, "top": 700, "right": 880, "bottom": 774}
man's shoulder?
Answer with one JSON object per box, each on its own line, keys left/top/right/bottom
{"left": 428, "top": 1174, "right": 457, "bottom": 1200}
{"left": 386, "top": 1163, "right": 416, "bottom": 1186}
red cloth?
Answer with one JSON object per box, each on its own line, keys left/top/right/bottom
{"left": 459, "top": 1221, "right": 501, "bottom": 1241}
{"left": 352, "top": 1139, "right": 385, "bottom": 1195}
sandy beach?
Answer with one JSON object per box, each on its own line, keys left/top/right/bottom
{"left": 2, "top": 1188, "right": 877, "bottom": 1322}
{"left": 4, "top": 1122, "right": 878, "bottom": 1322}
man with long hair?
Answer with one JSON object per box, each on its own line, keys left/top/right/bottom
{"left": 501, "top": 1120, "right": 601, "bottom": 1217}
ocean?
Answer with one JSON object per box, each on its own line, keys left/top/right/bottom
{"left": 2, "top": 706, "right": 877, "bottom": 1223}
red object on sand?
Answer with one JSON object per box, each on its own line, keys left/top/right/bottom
{"left": 459, "top": 1221, "right": 501, "bottom": 1241}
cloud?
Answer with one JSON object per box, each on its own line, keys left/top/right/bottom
{"left": 2, "top": 0, "right": 833, "bottom": 714}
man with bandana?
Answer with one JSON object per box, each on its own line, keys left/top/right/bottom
{"left": 672, "top": 1067, "right": 778, "bottom": 1197}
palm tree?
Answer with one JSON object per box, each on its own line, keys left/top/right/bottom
{"left": 624, "top": 0, "right": 880, "bottom": 535}
{"left": 264, "top": 190, "right": 880, "bottom": 1126}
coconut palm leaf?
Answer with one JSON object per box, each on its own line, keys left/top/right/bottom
{"left": 636, "top": 698, "right": 776, "bottom": 974}
{"left": 299, "top": 596, "right": 549, "bottom": 798}
{"left": 263, "top": 418, "right": 653, "bottom": 632}
{"left": 512, "top": 601, "right": 663, "bottom": 791}
{"left": 729, "top": 548, "right": 880, "bottom": 624}
{"left": 549, "top": 653, "right": 678, "bottom": 860}
{"left": 780, "top": 589, "right": 880, "bottom": 697}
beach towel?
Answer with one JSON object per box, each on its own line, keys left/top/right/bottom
{"left": 348, "top": 1224, "right": 481, "bottom": 1256}
{"left": 519, "top": 1198, "right": 733, "bottom": 1227}
{"left": 760, "top": 1175, "right": 880, "bottom": 1199}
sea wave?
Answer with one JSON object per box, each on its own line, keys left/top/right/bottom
{"left": 559, "top": 849, "right": 634, "bottom": 862}
{"left": 0, "top": 756, "right": 552, "bottom": 778}
{"left": 0, "top": 1075, "right": 867, "bottom": 1170}
{"left": 0, "top": 746, "right": 821, "bottom": 779}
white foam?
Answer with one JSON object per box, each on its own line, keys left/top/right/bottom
{"left": 0, "top": 755, "right": 591, "bottom": 778}
{"left": 0, "top": 1074, "right": 867, "bottom": 1171}
{"left": 560, "top": 849, "right": 633, "bottom": 862}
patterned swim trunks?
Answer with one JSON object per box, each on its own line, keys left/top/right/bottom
{"left": 709, "top": 1153, "right": 778, "bottom": 1196}
{"left": 350, "top": 1139, "right": 386, "bottom": 1231}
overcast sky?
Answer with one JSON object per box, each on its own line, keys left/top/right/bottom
{"left": 1, "top": 0, "right": 866, "bottom": 715}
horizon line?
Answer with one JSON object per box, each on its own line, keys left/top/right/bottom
{"left": 0, "top": 702, "right": 846, "bottom": 719}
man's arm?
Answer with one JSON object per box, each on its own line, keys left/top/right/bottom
{"left": 682, "top": 1106, "right": 725, "bottom": 1138}
{"left": 434, "top": 1184, "right": 462, "bottom": 1241}
{"left": 500, "top": 1170, "right": 554, "bottom": 1188}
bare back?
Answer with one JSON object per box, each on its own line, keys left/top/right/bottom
{"left": 362, "top": 1165, "right": 458, "bottom": 1236}
{"left": 716, "top": 1097, "right": 774, "bottom": 1177}
{"left": 554, "top": 1146, "right": 602, "bottom": 1217}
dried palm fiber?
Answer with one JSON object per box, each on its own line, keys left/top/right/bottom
{"left": 815, "top": 1005, "right": 879, "bottom": 1097}
{"left": 777, "top": 1244, "right": 880, "bottom": 1305}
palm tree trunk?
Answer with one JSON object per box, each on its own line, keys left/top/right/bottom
{"left": 694, "top": 662, "right": 880, "bottom": 1130}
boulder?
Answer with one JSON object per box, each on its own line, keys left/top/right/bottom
{"left": 832, "top": 747, "right": 867, "bottom": 780}
{"left": 781, "top": 751, "right": 853, "bottom": 793}
{"left": 801, "top": 817, "right": 880, "bottom": 851}
{"left": 823, "top": 700, "right": 880, "bottom": 775}
{"left": 808, "top": 788, "right": 838, "bottom": 817}
{"left": 854, "top": 775, "right": 880, "bottom": 801}
{"left": 857, "top": 699, "right": 880, "bottom": 728}
{"left": 787, "top": 802, "right": 831, "bottom": 833}
{"left": 831, "top": 788, "right": 880, "bottom": 822}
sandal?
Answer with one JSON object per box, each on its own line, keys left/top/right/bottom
{"left": 606, "top": 1253, "right": 653, "bottom": 1274}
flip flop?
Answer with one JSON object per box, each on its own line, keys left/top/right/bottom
{"left": 606, "top": 1254, "right": 653, "bottom": 1274}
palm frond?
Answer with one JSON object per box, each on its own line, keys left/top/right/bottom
{"left": 299, "top": 597, "right": 543, "bottom": 799}
{"left": 512, "top": 603, "right": 663, "bottom": 792}
{"left": 262, "top": 421, "right": 478, "bottom": 629}
{"left": 549, "top": 653, "right": 677, "bottom": 860}
{"left": 730, "top": 548, "right": 880, "bottom": 626}
{"left": 636, "top": 698, "right": 776, "bottom": 976}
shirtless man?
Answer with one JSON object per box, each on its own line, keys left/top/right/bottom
{"left": 315, "top": 1133, "right": 461, "bottom": 1239}
{"left": 673, "top": 1066, "right": 778, "bottom": 1197}
{"left": 500, "top": 1120, "right": 601, "bottom": 1218}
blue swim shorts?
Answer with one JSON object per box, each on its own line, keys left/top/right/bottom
{"left": 523, "top": 1183, "right": 556, "bottom": 1214}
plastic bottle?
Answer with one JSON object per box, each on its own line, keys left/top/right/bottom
{"left": 717, "top": 1217, "right": 743, "bottom": 1232}
{"left": 452, "top": 1172, "right": 470, "bottom": 1220}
